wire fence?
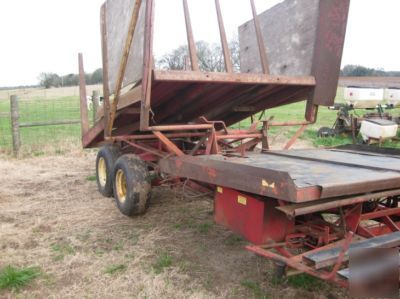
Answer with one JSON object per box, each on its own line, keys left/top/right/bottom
{"left": 0, "top": 85, "right": 102, "bottom": 156}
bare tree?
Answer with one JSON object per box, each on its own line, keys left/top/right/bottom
{"left": 157, "top": 39, "right": 241, "bottom": 72}
{"left": 38, "top": 73, "right": 62, "bottom": 89}
{"left": 228, "top": 38, "right": 241, "bottom": 72}
{"left": 157, "top": 45, "right": 188, "bottom": 70}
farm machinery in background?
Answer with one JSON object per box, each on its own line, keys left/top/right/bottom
{"left": 78, "top": 0, "right": 400, "bottom": 293}
{"left": 318, "top": 86, "right": 400, "bottom": 144}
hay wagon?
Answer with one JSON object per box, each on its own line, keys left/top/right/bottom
{"left": 78, "top": 0, "right": 400, "bottom": 289}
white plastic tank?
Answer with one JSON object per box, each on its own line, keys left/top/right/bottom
{"left": 384, "top": 88, "right": 400, "bottom": 107}
{"left": 344, "top": 87, "right": 384, "bottom": 109}
{"left": 360, "top": 119, "right": 398, "bottom": 141}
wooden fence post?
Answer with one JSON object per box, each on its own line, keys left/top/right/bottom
{"left": 10, "top": 95, "right": 21, "bottom": 157}
{"left": 92, "top": 90, "right": 100, "bottom": 123}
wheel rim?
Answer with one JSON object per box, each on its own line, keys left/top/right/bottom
{"left": 98, "top": 157, "right": 107, "bottom": 187}
{"left": 115, "top": 169, "right": 127, "bottom": 203}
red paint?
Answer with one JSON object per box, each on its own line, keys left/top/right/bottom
{"left": 214, "top": 187, "right": 294, "bottom": 245}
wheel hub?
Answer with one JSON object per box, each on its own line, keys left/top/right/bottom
{"left": 98, "top": 157, "right": 107, "bottom": 187}
{"left": 115, "top": 169, "right": 127, "bottom": 203}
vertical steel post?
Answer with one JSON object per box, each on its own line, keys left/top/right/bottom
{"left": 250, "top": 0, "right": 270, "bottom": 74}
{"left": 140, "top": 0, "right": 155, "bottom": 131}
{"left": 78, "top": 53, "right": 90, "bottom": 136}
{"left": 101, "top": 3, "right": 111, "bottom": 137}
{"left": 215, "top": 0, "right": 233, "bottom": 73}
{"left": 182, "top": 0, "right": 199, "bottom": 71}
{"left": 10, "top": 95, "right": 21, "bottom": 157}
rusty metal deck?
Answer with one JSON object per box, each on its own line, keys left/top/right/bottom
{"left": 159, "top": 146, "right": 400, "bottom": 203}
{"left": 149, "top": 71, "right": 315, "bottom": 126}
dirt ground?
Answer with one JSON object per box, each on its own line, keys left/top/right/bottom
{"left": 0, "top": 150, "right": 347, "bottom": 299}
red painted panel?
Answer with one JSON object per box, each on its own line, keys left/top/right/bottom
{"left": 214, "top": 187, "right": 294, "bottom": 245}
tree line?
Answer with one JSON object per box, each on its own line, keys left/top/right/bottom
{"left": 38, "top": 68, "right": 103, "bottom": 89}
{"left": 341, "top": 65, "right": 400, "bottom": 77}
{"left": 35, "top": 42, "right": 400, "bottom": 89}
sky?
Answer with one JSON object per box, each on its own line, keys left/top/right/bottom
{"left": 0, "top": 0, "right": 399, "bottom": 87}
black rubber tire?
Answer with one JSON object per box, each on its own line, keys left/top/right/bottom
{"left": 96, "top": 145, "right": 122, "bottom": 197}
{"left": 113, "top": 155, "right": 152, "bottom": 217}
{"left": 317, "top": 127, "right": 336, "bottom": 138}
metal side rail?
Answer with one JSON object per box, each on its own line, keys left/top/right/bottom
{"left": 247, "top": 231, "right": 400, "bottom": 287}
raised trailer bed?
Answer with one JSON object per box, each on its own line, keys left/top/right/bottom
{"left": 78, "top": 0, "right": 400, "bottom": 290}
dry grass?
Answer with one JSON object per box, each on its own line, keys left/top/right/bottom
{"left": 0, "top": 152, "right": 347, "bottom": 298}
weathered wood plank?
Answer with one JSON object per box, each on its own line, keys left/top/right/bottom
{"left": 108, "top": 0, "right": 142, "bottom": 135}
{"left": 105, "top": 0, "right": 146, "bottom": 94}
{"left": 239, "top": 0, "right": 319, "bottom": 76}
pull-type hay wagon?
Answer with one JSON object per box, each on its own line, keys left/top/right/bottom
{"left": 78, "top": 0, "right": 400, "bottom": 288}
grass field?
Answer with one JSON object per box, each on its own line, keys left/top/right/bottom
{"left": 0, "top": 86, "right": 399, "bottom": 156}
{"left": 0, "top": 85, "right": 102, "bottom": 155}
{"left": 0, "top": 96, "right": 81, "bottom": 154}
{"left": 235, "top": 87, "right": 400, "bottom": 149}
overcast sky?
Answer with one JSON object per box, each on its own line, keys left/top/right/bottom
{"left": 0, "top": 0, "right": 399, "bottom": 87}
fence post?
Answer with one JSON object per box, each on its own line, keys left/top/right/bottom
{"left": 92, "top": 90, "right": 100, "bottom": 123}
{"left": 10, "top": 95, "right": 21, "bottom": 157}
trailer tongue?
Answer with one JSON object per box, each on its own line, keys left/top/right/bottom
{"left": 78, "top": 0, "right": 400, "bottom": 290}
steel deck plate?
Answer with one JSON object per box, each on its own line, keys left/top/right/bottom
{"left": 159, "top": 148, "right": 400, "bottom": 202}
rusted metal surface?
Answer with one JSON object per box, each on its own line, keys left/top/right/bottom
{"left": 159, "top": 148, "right": 400, "bottom": 203}
{"left": 277, "top": 189, "right": 400, "bottom": 217}
{"left": 249, "top": 0, "right": 269, "bottom": 74}
{"left": 81, "top": 0, "right": 351, "bottom": 147}
{"left": 283, "top": 124, "right": 308, "bottom": 150}
{"left": 309, "top": 0, "right": 350, "bottom": 106}
{"left": 246, "top": 242, "right": 349, "bottom": 288}
{"left": 105, "top": 0, "right": 146, "bottom": 94}
{"left": 108, "top": 0, "right": 142, "bottom": 135}
{"left": 214, "top": 0, "right": 233, "bottom": 73}
{"left": 110, "top": 132, "right": 206, "bottom": 141}
{"left": 78, "top": 53, "right": 89, "bottom": 136}
{"left": 149, "top": 124, "right": 213, "bottom": 131}
{"left": 267, "top": 149, "right": 400, "bottom": 173}
{"left": 239, "top": 0, "right": 319, "bottom": 76}
{"left": 81, "top": 2, "right": 400, "bottom": 288}
{"left": 100, "top": 3, "right": 111, "bottom": 137}
{"left": 140, "top": 0, "right": 155, "bottom": 131}
{"left": 153, "top": 131, "right": 185, "bottom": 156}
{"left": 182, "top": 0, "right": 199, "bottom": 72}
{"left": 335, "top": 144, "right": 400, "bottom": 158}
{"left": 152, "top": 70, "right": 316, "bottom": 85}
{"left": 82, "top": 121, "right": 105, "bottom": 148}
{"left": 304, "top": 231, "right": 400, "bottom": 269}
{"left": 246, "top": 196, "right": 400, "bottom": 287}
